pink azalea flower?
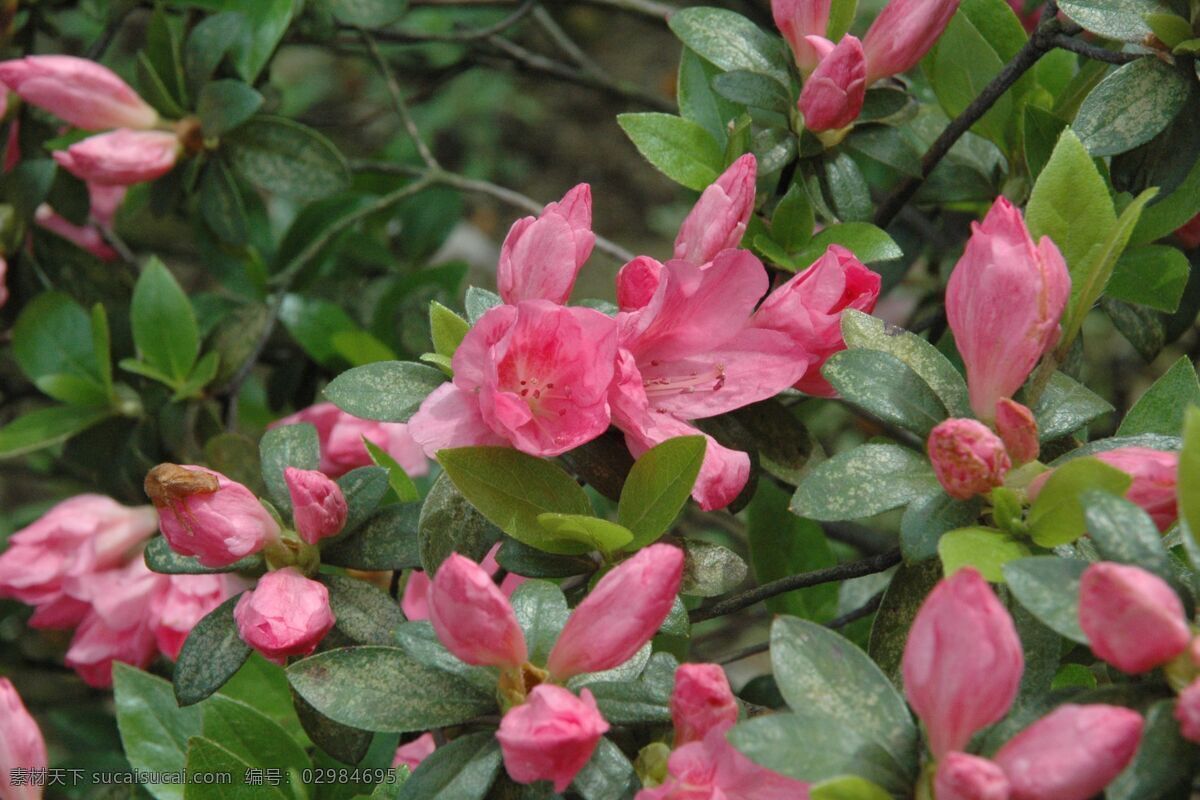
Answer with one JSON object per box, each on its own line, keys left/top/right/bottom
{"left": 498, "top": 184, "right": 594, "bottom": 305}
{"left": 273, "top": 402, "right": 428, "bottom": 479}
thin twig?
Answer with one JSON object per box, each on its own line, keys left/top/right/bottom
{"left": 532, "top": 6, "right": 610, "bottom": 80}
{"left": 576, "top": 0, "right": 677, "bottom": 19}
{"left": 690, "top": 549, "right": 901, "bottom": 623}
{"left": 873, "top": 4, "right": 1063, "bottom": 228}
{"left": 361, "top": 31, "right": 440, "bottom": 169}
{"left": 354, "top": 0, "right": 536, "bottom": 43}
{"left": 1049, "top": 34, "right": 1143, "bottom": 65}
{"left": 717, "top": 591, "right": 886, "bottom": 665}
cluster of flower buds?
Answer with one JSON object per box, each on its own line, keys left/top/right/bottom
{"left": 773, "top": 0, "right": 961, "bottom": 138}
{"left": 905, "top": 568, "right": 1143, "bottom": 800}
{"left": 411, "top": 155, "right": 881, "bottom": 510}
{"left": 636, "top": 664, "right": 810, "bottom": 798}
{"left": 927, "top": 197, "right": 1069, "bottom": 500}
{"left": 424, "top": 544, "right": 683, "bottom": 790}
{"left": 0, "top": 495, "right": 239, "bottom": 687}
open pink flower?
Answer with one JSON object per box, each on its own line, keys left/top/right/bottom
{"left": 64, "top": 559, "right": 163, "bottom": 687}
{"left": 546, "top": 544, "right": 684, "bottom": 680}
{"left": 674, "top": 154, "right": 757, "bottom": 267}
{"left": 498, "top": 184, "right": 594, "bottom": 305}
{"left": 53, "top": 129, "right": 179, "bottom": 186}
{"left": 798, "top": 35, "right": 867, "bottom": 132}
{"left": 273, "top": 402, "right": 428, "bottom": 479}
{"left": 496, "top": 685, "right": 609, "bottom": 792}
{"left": 0, "top": 55, "right": 158, "bottom": 131}
{"left": 0, "top": 678, "right": 47, "bottom": 800}
{"left": 903, "top": 568, "right": 1023, "bottom": 758}
{"left": 750, "top": 244, "right": 880, "bottom": 397}
{"left": 946, "top": 197, "right": 1069, "bottom": 422}
{"left": 612, "top": 251, "right": 810, "bottom": 509}
{"left": 410, "top": 300, "right": 618, "bottom": 458}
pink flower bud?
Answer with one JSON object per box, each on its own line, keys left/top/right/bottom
{"left": 1174, "top": 679, "right": 1200, "bottom": 743}
{"left": 935, "top": 753, "right": 1010, "bottom": 800}
{"left": 616, "top": 256, "right": 664, "bottom": 311}
{"left": 145, "top": 464, "right": 281, "bottom": 568}
{"left": 427, "top": 553, "right": 527, "bottom": 669}
{"left": 862, "top": 0, "right": 962, "bottom": 84}
{"left": 496, "top": 685, "right": 609, "bottom": 792}
{"left": 993, "top": 704, "right": 1143, "bottom": 800}
{"left": 0, "top": 678, "right": 47, "bottom": 800}
{"left": 993, "top": 399, "right": 1039, "bottom": 465}
{"left": 151, "top": 574, "right": 240, "bottom": 661}
{"left": 750, "top": 245, "right": 881, "bottom": 397}
{"left": 670, "top": 663, "right": 739, "bottom": 746}
{"left": 0, "top": 495, "right": 157, "bottom": 629}
{"left": 772, "top": 0, "right": 833, "bottom": 73}
{"left": 903, "top": 568, "right": 1023, "bottom": 758}
{"left": 53, "top": 129, "right": 179, "bottom": 186}
{"left": 1078, "top": 562, "right": 1189, "bottom": 673}
{"left": 798, "top": 35, "right": 867, "bottom": 133}
{"left": 1094, "top": 447, "right": 1178, "bottom": 531}
{"left": 233, "top": 568, "right": 334, "bottom": 663}
{"left": 284, "top": 467, "right": 348, "bottom": 545}
{"left": 498, "top": 184, "right": 594, "bottom": 305}
{"left": 927, "top": 418, "right": 1012, "bottom": 500}
{"left": 0, "top": 55, "right": 158, "bottom": 131}
{"left": 547, "top": 544, "right": 684, "bottom": 680}
{"left": 946, "top": 197, "right": 1070, "bottom": 421}
{"left": 673, "top": 154, "right": 757, "bottom": 265}
{"left": 392, "top": 733, "right": 437, "bottom": 771}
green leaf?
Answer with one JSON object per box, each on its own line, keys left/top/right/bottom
{"left": 1027, "top": 457, "right": 1132, "bottom": 546}
{"left": 322, "top": 574, "right": 406, "bottom": 646}
{"left": 1146, "top": 12, "right": 1194, "bottom": 47}
{"left": 845, "top": 126, "right": 923, "bottom": 178}
{"left": 144, "top": 537, "right": 263, "bottom": 575}
{"left": 114, "top": 664, "right": 202, "bottom": 800}
{"left": 464, "top": 287, "right": 501, "bottom": 324}
{"left": 205, "top": 432, "right": 266, "bottom": 496}
{"left": 728, "top": 399, "right": 818, "bottom": 485}
{"left": 1023, "top": 105, "right": 1069, "bottom": 180}
{"left": 712, "top": 70, "right": 791, "bottom": 113}
{"left": 937, "top": 526, "right": 1032, "bottom": 582}
{"left": 364, "top": 439, "right": 420, "bottom": 503}
{"left": 13, "top": 292, "right": 108, "bottom": 404}
{"left": 201, "top": 694, "right": 309, "bottom": 773}
{"left": 1106, "top": 699, "right": 1198, "bottom": 800}
{"left": 587, "top": 651, "right": 677, "bottom": 725}
{"left": 324, "top": 361, "right": 445, "bottom": 423}
{"left": 1075, "top": 59, "right": 1189, "bottom": 156}
{"left": 668, "top": 7, "right": 789, "bottom": 85}
{"left": 184, "top": 736, "right": 287, "bottom": 799}
{"left": 337, "top": 466, "right": 392, "bottom": 534}
{"left": 616, "top": 113, "right": 725, "bottom": 192}
{"left": 791, "top": 444, "right": 940, "bottom": 521}
{"left": 429, "top": 302, "right": 469, "bottom": 359}
{"left": 395, "top": 732, "right": 501, "bottom": 800}
{"left": 198, "top": 80, "right": 263, "bottom": 136}
{"left": 900, "top": 492, "right": 981, "bottom": 563}
{"left": 1083, "top": 490, "right": 1177, "bottom": 584}
{"left": 173, "top": 352, "right": 221, "bottom": 401}
{"left": 495, "top": 537, "right": 595, "bottom": 579}
{"left": 175, "top": 0, "right": 295, "bottom": 82}
{"left": 681, "top": 539, "right": 747, "bottom": 597}
{"left": 793, "top": 223, "right": 903, "bottom": 267}
{"left": 927, "top": 10, "right": 1012, "bottom": 147}
{"left": 280, "top": 294, "right": 397, "bottom": 369}
{"left": 1118, "top": 356, "right": 1200, "bottom": 437}
{"left": 199, "top": 157, "right": 247, "bottom": 245}
{"left": 1003, "top": 556, "right": 1089, "bottom": 643}
{"left": 224, "top": 116, "right": 350, "bottom": 201}
{"left": 418, "top": 472, "right": 502, "bottom": 573}
{"left": 259, "top": 422, "right": 320, "bottom": 513}
{"left": 183, "top": 12, "right": 244, "bottom": 90}
{"left": 90, "top": 303, "right": 113, "bottom": 396}
{"left": 677, "top": 47, "right": 741, "bottom": 146}
{"left": 438, "top": 447, "right": 593, "bottom": 555}
{"left": 293, "top": 691, "right": 373, "bottom": 767}
{"left": 1058, "top": 0, "right": 1174, "bottom": 41}
{"left": 841, "top": 310, "right": 971, "bottom": 418}
{"left": 747, "top": 481, "right": 837, "bottom": 620}
{"left": 288, "top": 645, "right": 496, "bottom": 732}
{"left": 510, "top": 580, "right": 570, "bottom": 665}
{"left": 1106, "top": 244, "right": 1190, "bottom": 312}
{"left": 332, "top": 0, "right": 408, "bottom": 27}
{"left": 617, "top": 435, "right": 705, "bottom": 549}
{"left": 1030, "top": 371, "right": 1114, "bottom": 440}
{"left": 868, "top": 560, "right": 943, "bottom": 685}
{"left": 573, "top": 738, "right": 637, "bottom": 800}
{"left": 174, "top": 595, "right": 252, "bottom": 706}
{"left": 0, "top": 405, "right": 113, "bottom": 459}
{"left": 537, "top": 513, "right": 633, "bottom": 554}
{"left": 1180, "top": 407, "right": 1200, "bottom": 551}
{"left": 322, "top": 503, "right": 422, "bottom": 571}
{"left": 772, "top": 183, "right": 815, "bottom": 251}
{"left": 132, "top": 259, "right": 200, "bottom": 384}
{"left": 822, "top": 349, "right": 949, "bottom": 436}
{"left": 810, "top": 776, "right": 894, "bottom": 800}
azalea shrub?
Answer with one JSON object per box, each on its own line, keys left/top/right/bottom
{"left": 3, "top": 0, "right": 1200, "bottom": 798}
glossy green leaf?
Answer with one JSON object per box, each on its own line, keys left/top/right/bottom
{"left": 1002, "top": 556, "right": 1089, "bottom": 643}
{"left": 510, "top": 580, "right": 570, "bottom": 665}
{"left": 259, "top": 422, "right": 320, "bottom": 513}
{"left": 322, "top": 503, "right": 422, "bottom": 570}
{"left": 1075, "top": 58, "right": 1189, "bottom": 156}
{"left": 1083, "top": 490, "right": 1176, "bottom": 583}
{"left": 573, "top": 738, "right": 637, "bottom": 800}
{"left": 868, "top": 560, "right": 943, "bottom": 685}
{"left": 201, "top": 694, "right": 309, "bottom": 773}
{"left": 822, "top": 349, "right": 949, "bottom": 436}
{"left": 198, "top": 157, "right": 247, "bottom": 245}
{"left": 324, "top": 361, "right": 445, "bottom": 423}
{"left": 418, "top": 472, "right": 502, "bottom": 573}
{"left": 337, "top": 465, "right": 392, "bottom": 534}
{"left": 175, "top": 595, "right": 252, "bottom": 706}
{"left": 617, "top": 113, "right": 725, "bottom": 191}
{"left": 681, "top": 539, "right": 748, "bottom": 597}
{"left": 810, "top": 776, "right": 893, "bottom": 800}
{"left": 617, "top": 435, "right": 705, "bottom": 549}
{"left": 183, "top": 736, "right": 287, "bottom": 799}
{"left": 792, "top": 444, "right": 940, "bottom": 521}
{"left": 280, "top": 294, "right": 396, "bottom": 369}
{"left": 537, "top": 513, "right": 633, "bottom": 554}
{"left": 114, "top": 664, "right": 202, "bottom": 800}
{"left": 927, "top": 11, "right": 1012, "bottom": 147}
{"left": 772, "top": 183, "right": 815, "bottom": 251}
{"left": 747, "top": 481, "right": 837, "bottom": 620}
{"left": 176, "top": 0, "right": 295, "bottom": 82}
{"left": 793, "top": 223, "right": 903, "bottom": 267}
{"left": 225, "top": 116, "right": 350, "bottom": 201}
{"left": 438, "top": 447, "right": 593, "bottom": 555}
{"left": 198, "top": 80, "right": 263, "bottom": 136}
{"left": 900, "top": 492, "right": 981, "bottom": 563}
{"left": 712, "top": 70, "right": 791, "bottom": 113}
{"left": 144, "top": 537, "right": 263, "bottom": 575}
{"left": 1179, "top": 407, "right": 1200, "bottom": 550}
{"left": 1058, "top": 0, "right": 1173, "bottom": 41}
{"left": 131, "top": 258, "right": 200, "bottom": 384}
{"left": 1106, "top": 244, "right": 1190, "bottom": 312}
{"left": 668, "top": 7, "right": 789, "bottom": 85}
{"left": 429, "top": 301, "right": 469, "bottom": 359}
{"left": 395, "top": 732, "right": 501, "bottom": 800}
{"left": 1030, "top": 371, "right": 1114, "bottom": 440}
{"left": 938, "top": 526, "right": 1032, "bottom": 582}
{"left": 322, "top": 573, "right": 405, "bottom": 646}
{"left": 677, "top": 47, "right": 741, "bottom": 145}
{"left": 1106, "top": 699, "right": 1197, "bottom": 799}
{"left": 13, "top": 292, "right": 109, "bottom": 404}
{"left": 587, "top": 651, "right": 677, "bottom": 724}
{"left": 1027, "top": 457, "right": 1132, "bottom": 546}
{"left": 1119, "top": 357, "right": 1200, "bottom": 437}
{"left": 364, "top": 439, "right": 420, "bottom": 503}
{"left": 0, "top": 405, "right": 113, "bottom": 459}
